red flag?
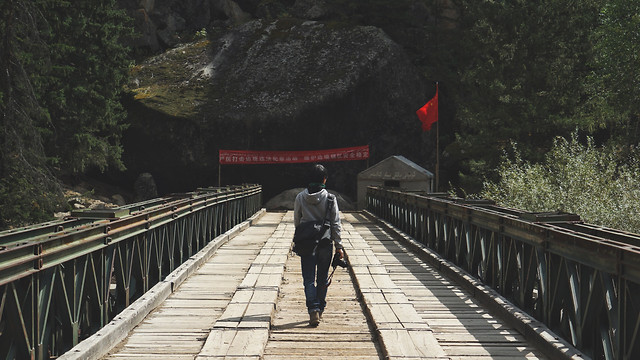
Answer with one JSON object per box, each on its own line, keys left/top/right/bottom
{"left": 416, "top": 85, "right": 438, "bottom": 131}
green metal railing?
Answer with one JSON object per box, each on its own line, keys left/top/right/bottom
{"left": 0, "top": 185, "right": 262, "bottom": 360}
{"left": 367, "top": 186, "right": 640, "bottom": 360}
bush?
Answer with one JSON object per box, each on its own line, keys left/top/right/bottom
{"left": 0, "top": 164, "right": 66, "bottom": 229}
{"left": 482, "top": 133, "right": 640, "bottom": 233}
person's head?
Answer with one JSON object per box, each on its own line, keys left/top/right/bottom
{"left": 309, "top": 163, "right": 328, "bottom": 185}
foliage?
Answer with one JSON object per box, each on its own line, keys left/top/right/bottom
{"left": 323, "top": 0, "right": 640, "bottom": 198}
{"left": 0, "top": 162, "right": 66, "bottom": 228}
{"left": 36, "top": 0, "right": 133, "bottom": 174}
{"left": 482, "top": 133, "right": 640, "bottom": 233}
{"left": 0, "top": 0, "right": 66, "bottom": 228}
{"left": 584, "top": 0, "right": 640, "bottom": 144}
{"left": 2, "top": 0, "right": 640, "bottom": 229}
{"left": 195, "top": 28, "right": 208, "bottom": 39}
{"left": 0, "top": 0, "right": 133, "bottom": 228}
{"left": 450, "top": 0, "right": 601, "bottom": 192}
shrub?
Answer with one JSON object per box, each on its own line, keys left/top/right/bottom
{"left": 482, "top": 133, "right": 640, "bottom": 233}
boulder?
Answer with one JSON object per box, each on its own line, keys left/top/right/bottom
{"left": 111, "top": 194, "right": 127, "bottom": 206}
{"left": 122, "top": 18, "right": 429, "bottom": 201}
{"left": 134, "top": 173, "right": 158, "bottom": 201}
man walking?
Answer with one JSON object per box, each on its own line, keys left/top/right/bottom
{"left": 293, "top": 164, "right": 344, "bottom": 327}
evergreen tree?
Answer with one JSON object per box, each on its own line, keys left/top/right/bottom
{"left": 0, "top": 0, "right": 133, "bottom": 228}
{"left": 0, "top": 0, "right": 65, "bottom": 228}
{"left": 38, "top": 0, "right": 133, "bottom": 174}
{"left": 452, "top": 0, "right": 600, "bottom": 191}
{"left": 586, "top": 0, "right": 640, "bottom": 145}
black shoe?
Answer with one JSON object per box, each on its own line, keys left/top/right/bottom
{"left": 309, "top": 311, "right": 320, "bottom": 327}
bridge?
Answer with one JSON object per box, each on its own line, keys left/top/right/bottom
{"left": 1, "top": 184, "right": 638, "bottom": 360}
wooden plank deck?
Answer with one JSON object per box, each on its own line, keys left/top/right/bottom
{"left": 343, "top": 212, "right": 547, "bottom": 360}
{"left": 263, "top": 213, "right": 382, "bottom": 359}
{"left": 101, "top": 210, "right": 553, "bottom": 360}
{"left": 103, "top": 212, "right": 285, "bottom": 360}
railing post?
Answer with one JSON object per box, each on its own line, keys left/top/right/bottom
{"left": 365, "top": 186, "right": 640, "bottom": 359}
{"left": 2, "top": 184, "right": 263, "bottom": 360}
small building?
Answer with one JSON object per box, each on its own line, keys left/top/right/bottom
{"left": 356, "top": 155, "right": 434, "bottom": 209}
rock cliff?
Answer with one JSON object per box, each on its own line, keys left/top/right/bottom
{"left": 120, "top": 4, "right": 432, "bottom": 202}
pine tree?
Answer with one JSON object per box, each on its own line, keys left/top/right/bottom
{"left": 38, "top": 0, "right": 133, "bottom": 174}
{"left": 586, "top": 0, "right": 640, "bottom": 145}
{"left": 0, "top": 0, "right": 65, "bottom": 228}
{"left": 452, "top": 0, "right": 600, "bottom": 191}
{"left": 0, "top": 0, "right": 133, "bottom": 228}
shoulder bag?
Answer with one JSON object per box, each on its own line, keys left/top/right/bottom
{"left": 292, "top": 194, "right": 335, "bottom": 256}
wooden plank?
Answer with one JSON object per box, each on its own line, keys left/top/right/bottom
{"left": 262, "top": 241, "right": 383, "bottom": 359}
{"left": 348, "top": 218, "right": 549, "bottom": 360}
{"left": 263, "top": 356, "right": 379, "bottom": 360}
{"left": 372, "top": 274, "right": 401, "bottom": 289}
{"left": 442, "top": 345, "right": 545, "bottom": 357}
{"left": 249, "top": 289, "right": 279, "bottom": 304}
{"left": 352, "top": 272, "right": 377, "bottom": 290}
{"left": 366, "top": 302, "right": 400, "bottom": 324}
{"left": 427, "top": 318, "right": 503, "bottom": 327}
{"left": 255, "top": 273, "right": 283, "bottom": 288}
{"left": 139, "top": 318, "right": 215, "bottom": 328}
{"left": 247, "top": 263, "right": 285, "bottom": 274}
{"left": 104, "top": 213, "right": 286, "bottom": 360}
{"left": 238, "top": 272, "right": 260, "bottom": 288}
{"left": 197, "top": 356, "right": 259, "bottom": 360}
{"left": 378, "top": 329, "right": 428, "bottom": 357}
{"left": 407, "top": 330, "right": 447, "bottom": 357}
{"left": 161, "top": 299, "right": 229, "bottom": 308}
{"left": 109, "top": 343, "right": 202, "bottom": 354}
{"left": 195, "top": 215, "right": 290, "bottom": 358}
{"left": 389, "top": 302, "right": 431, "bottom": 330}
{"left": 216, "top": 301, "right": 249, "bottom": 327}
{"left": 106, "top": 355, "right": 195, "bottom": 360}
{"left": 238, "top": 302, "right": 273, "bottom": 328}
{"left": 226, "top": 329, "right": 269, "bottom": 357}
{"left": 199, "top": 328, "right": 237, "bottom": 356}
{"left": 434, "top": 332, "right": 524, "bottom": 342}
{"left": 106, "top": 211, "right": 554, "bottom": 360}
{"left": 268, "top": 331, "right": 374, "bottom": 342}
{"left": 342, "top": 220, "right": 447, "bottom": 359}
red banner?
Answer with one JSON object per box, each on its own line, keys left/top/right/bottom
{"left": 219, "top": 145, "right": 369, "bottom": 164}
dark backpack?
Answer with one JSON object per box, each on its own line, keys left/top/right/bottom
{"left": 292, "top": 194, "right": 335, "bottom": 256}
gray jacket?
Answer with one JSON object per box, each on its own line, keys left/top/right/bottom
{"left": 293, "top": 188, "right": 342, "bottom": 249}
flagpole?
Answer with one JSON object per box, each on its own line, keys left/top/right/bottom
{"left": 435, "top": 82, "right": 440, "bottom": 192}
{"left": 435, "top": 0, "right": 440, "bottom": 193}
{"left": 416, "top": 82, "right": 440, "bottom": 192}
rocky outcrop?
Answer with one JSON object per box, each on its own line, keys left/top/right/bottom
{"left": 134, "top": 173, "right": 158, "bottom": 201}
{"left": 121, "top": 17, "right": 430, "bottom": 202}
{"left": 118, "top": 0, "right": 254, "bottom": 52}
{"left": 117, "top": 0, "right": 454, "bottom": 54}
{"left": 130, "top": 19, "right": 423, "bottom": 121}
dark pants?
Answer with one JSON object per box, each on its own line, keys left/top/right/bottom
{"left": 300, "top": 243, "right": 333, "bottom": 314}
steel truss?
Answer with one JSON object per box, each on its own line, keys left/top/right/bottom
{"left": 367, "top": 187, "right": 640, "bottom": 360}
{"left": 0, "top": 185, "right": 261, "bottom": 360}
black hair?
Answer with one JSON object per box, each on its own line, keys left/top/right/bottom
{"left": 308, "top": 163, "right": 328, "bottom": 185}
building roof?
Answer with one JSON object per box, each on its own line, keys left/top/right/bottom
{"left": 357, "top": 155, "right": 434, "bottom": 181}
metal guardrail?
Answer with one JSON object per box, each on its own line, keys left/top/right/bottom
{"left": 0, "top": 184, "right": 262, "bottom": 360}
{"left": 367, "top": 187, "right": 640, "bottom": 360}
